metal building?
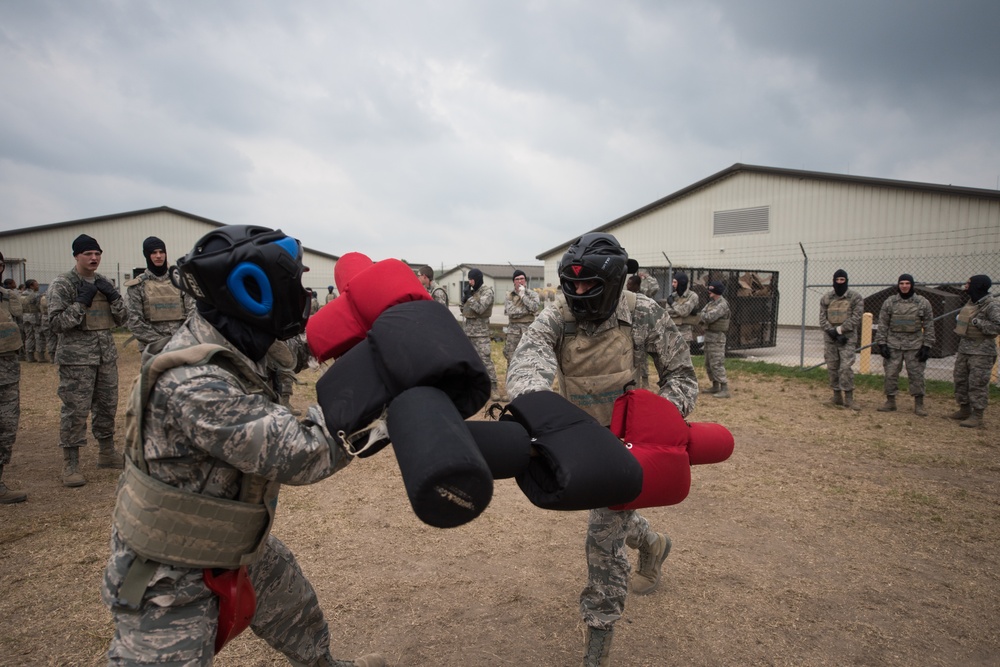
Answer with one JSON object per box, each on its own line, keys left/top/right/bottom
{"left": 0, "top": 206, "right": 339, "bottom": 293}
{"left": 537, "top": 164, "right": 1000, "bottom": 327}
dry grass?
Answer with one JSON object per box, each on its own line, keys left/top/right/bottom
{"left": 2, "top": 337, "right": 999, "bottom": 666}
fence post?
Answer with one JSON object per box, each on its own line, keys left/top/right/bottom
{"left": 798, "top": 242, "right": 808, "bottom": 368}
{"left": 859, "top": 312, "right": 873, "bottom": 374}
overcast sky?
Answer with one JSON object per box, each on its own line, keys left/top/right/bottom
{"left": 2, "top": 1, "right": 998, "bottom": 268}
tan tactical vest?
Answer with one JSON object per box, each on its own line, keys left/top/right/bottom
{"left": 704, "top": 300, "right": 730, "bottom": 332}
{"left": 954, "top": 302, "right": 986, "bottom": 340}
{"left": 558, "top": 291, "right": 638, "bottom": 426}
{"left": 826, "top": 297, "right": 851, "bottom": 326}
{"left": 888, "top": 298, "right": 922, "bottom": 333}
{"left": 22, "top": 294, "right": 40, "bottom": 314}
{"left": 142, "top": 277, "right": 186, "bottom": 322}
{"left": 63, "top": 272, "right": 114, "bottom": 330}
{"left": 0, "top": 294, "right": 23, "bottom": 354}
{"left": 672, "top": 293, "right": 700, "bottom": 326}
{"left": 508, "top": 293, "right": 536, "bottom": 324}
{"left": 114, "top": 343, "right": 279, "bottom": 571}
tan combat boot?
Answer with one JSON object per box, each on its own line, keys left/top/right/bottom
{"left": 713, "top": 383, "right": 730, "bottom": 399}
{"left": 949, "top": 404, "right": 971, "bottom": 420}
{"left": 62, "top": 448, "right": 86, "bottom": 487}
{"left": 960, "top": 409, "right": 984, "bottom": 429}
{"left": 0, "top": 465, "right": 27, "bottom": 504}
{"left": 843, "top": 390, "right": 860, "bottom": 411}
{"left": 877, "top": 395, "right": 897, "bottom": 412}
{"left": 913, "top": 395, "right": 927, "bottom": 417}
{"left": 583, "top": 626, "right": 613, "bottom": 667}
{"left": 97, "top": 438, "right": 124, "bottom": 469}
{"left": 632, "top": 532, "right": 671, "bottom": 595}
{"left": 829, "top": 390, "right": 843, "bottom": 406}
{"left": 704, "top": 381, "right": 720, "bottom": 394}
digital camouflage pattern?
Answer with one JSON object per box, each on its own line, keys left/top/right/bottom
{"left": 125, "top": 270, "right": 196, "bottom": 351}
{"left": 0, "top": 355, "right": 19, "bottom": 466}
{"left": 954, "top": 293, "right": 1000, "bottom": 411}
{"left": 47, "top": 269, "right": 128, "bottom": 365}
{"left": 427, "top": 281, "right": 448, "bottom": 307}
{"left": 819, "top": 289, "right": 865, "bottom": 392}
{"left": 506, "top": 290, "right": 697, "bottom": 631}
{"left": 102, "top": 312, "right": 352, "bottom": 665}
{"left": 876, "top": 294, "right": 935, "bottom": 397}
{"left": 666, "top": 291, "right": 699, "bottom": 342}
{"left": 21, "top": 288, "right": 41, "bottom": 361}
{"left": 700, "top": 295, "right": 731, "bottom": 386}
{"left": 503, "top": 286, "right": 540, "bottom": 361}
{"left": 462, "top": 284, "right": 497, "bottom": 384}
{"left": 638, "top": 272, "right": 659, "bottom": 299}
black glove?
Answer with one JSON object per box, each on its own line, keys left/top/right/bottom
{"left": 94, "top": 277, "right": 121, "bottom": 302}
{"left": 75, "top": 280, "right": 98, "bottom": 306}
{"left": 666, "top": 294, "right": 676, "bottom": 306}
{"left": 916, "top": 346, "right": 931, "bottom": 363}
{"left": 825, "top": 329, "right": 839, "bottom": 341}
{"left": 837, "top": 334, "right": 848, "bottom": 346}
{"left": 879, "top": 344, "right": 891, "bottom": 360}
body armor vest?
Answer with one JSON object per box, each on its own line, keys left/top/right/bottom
{"left": 888, "top": 298, "right": 922, "bottom": 333}
{"left": 955, "top": 302, "right": 986, "bottom": 340}
{"left": 671, "top": 293, "right": 699, "bottom": 326}
{"left": 142, "top": 277, "right": 186, "bottom": 322}
{"left": 0, "top": 294, "right": 23, "bottom": 354}
{"left": 826, "top": 297, "right": 851, "bottom": 325}
{"left": 704, "top": 301, "right": 730, "bottom": 332}
{"left": 63, "top": 272, "right": 114, "bottom": 330}
{"left": 22, "top": 295, "right": 40, "bottom": 314}
{"left": 114, "top": 343, "right": 279, "bottom": 569}
{"left": 558, "top": 291, "right": 638, "bottom": 426}
{"left": 507, "top": 293, "right": 536, "bottom": 324}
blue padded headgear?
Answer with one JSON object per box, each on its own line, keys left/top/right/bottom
{"left": 175, "top": 225, "right": 310, "bottom": 340}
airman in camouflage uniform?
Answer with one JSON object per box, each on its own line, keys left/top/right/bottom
{"left": 0, "top": 252, "right": 28, "bottom": 503}
{"left": 506, "top": 233, "right": 697, "bottom": 667}
{"left": 699, "top": 282, "right": 731, "bottom": 398}
{"left": 21, "top": 279, "right": 44, "bottom": 362}
{"left": 637, "top": 270, "right": 659, "bottom": 299}
{"left": 950, "top": 275, "right": 999, "bottom": 428}
{"left": 324, "top": 285, "right": 337, "bottom": 304}
{"left": 102, "top": 225, "right": 384, "bottom": 667}
{"left": 819, "top": 269, "right": 865, "bottom": 410}
{"left": 503, "top": 269, "right": 540, "bottom": 362}
{"left": 462, "top": 268, "right": 503, "bottom": 401}
{"left": 48, "top": 234, "right": 128, "bottom": 487}
{"left": 665, "top": 272, "right": 700, "bottom": 344}
{"left": 875, "top": 274, "right": 935, "bottom": 416}
{"left": 40, "top": 291, "right": 58, "bottom": 363}
{"left": 124, "top": 237, "right": 196, "bottom": 354}
{"left": 416, "top": 265, "right": 449, "bottom": 307}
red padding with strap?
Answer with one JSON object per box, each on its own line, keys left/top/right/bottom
{"left": 203, "top": 566, "right": 256, "bottom": 655}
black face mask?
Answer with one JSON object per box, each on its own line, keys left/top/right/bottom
{"left": 674, "top": 273, "right": 688, "bottom": 297}
{"left": 833, "top": 270, "right": 848, "bottom": 297}
{"left": 967, "top": 275, "right": 992, "bottom": 303}
{"left": 197, "top": 302, "right": 276, "bottom": 362}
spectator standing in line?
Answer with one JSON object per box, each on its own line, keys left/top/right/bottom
{"left": 950, "top": 275, "right": 999, "bottom": 428}
{"left": 875, "top": 274, "right": 935, "bottom": 416}
{"left": 507, "top": 233, "right": 698, "bottom": 667}
{"left": 462, "top": 267, "right": 503, "bottom": 401}
{"left": 124, "top": 236, "right": 195, "bottom": 354}
{"left": 0, "top": 252, "right": 27, "bottom": 503}
{"left": 47, "top": 234, "right": 128, "bottom": 487}
{"left": 416, "top": 265, "right": 449, "bottom": 306}
{"left": 699, "top": 281, "right": 731, "bottom": 398}
{"left": 502, "top": 269, "right": 540, "bottom": 362}
{"left": 819, "top": 269, "right": 865, "bottom": 410}
{"left": 665, "top": 272, "right": 700, "bottom": 346}
{"left": 21, "top": 279, "right": 43, "bottom": 362}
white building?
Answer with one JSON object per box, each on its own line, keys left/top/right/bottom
{"left": 537, "top": 164, "right": 1000, "bottom": 327}
{"left": 0, "top": 206, "right": 339, "bottom": 293}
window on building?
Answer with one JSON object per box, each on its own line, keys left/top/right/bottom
{"left": 713, "top": 206, "right": 769, "bottom": 235}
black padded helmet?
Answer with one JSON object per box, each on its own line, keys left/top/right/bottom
{"left": 558, "top": 232, "right": 638, "bottom": 322}
{"left": 175, "top": 225, "right": 310, "bottom": 340}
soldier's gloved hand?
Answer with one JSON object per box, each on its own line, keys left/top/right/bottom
{"left": 826, "top": 329, "right": 839, "bottom": 341}
{"left": 666, "top": 294, "right": 675, "bottom": 306}
{"left": 917, "top": 346, "right": 931, "bottom": 363}
{"left": 94, "top": 277, "right": 121, "bottom": 303}
{"left": 75, "top": 280, "right": 98, "bottom": 306}
{"left": 971, "top": 318, "right": 983, "bottom": 329}
{"left": 879, "top": 344, "right": 891, "bottom": 360}
{"left": 837, "top": 334, "right": 848, "bottom": 346}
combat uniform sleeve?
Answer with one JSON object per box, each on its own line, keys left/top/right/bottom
{"left": 669, "top": 292, "right": 698, "bottom": 319}
{"left": 163, "top": 366, "right": 344, "bottom": 485}
{"left": 875, "top": 299, "right": 891, "bottom": 346}
{"left": 845, "top": 292, "right": 864, "bottom": 335}
{"left": 503, "top": 293, "right": 514, "bottom": 316}
{"left": 505, "top": 304, "right": 564, "bottom": 399}
{"left": 46, "top": 277, "right": 86, "bottom": 334}
{"left": 818, "top": 292, "right": 832, "bottom": 330}
{"left": 522, "top": 288, "right": 541, "bottom": 314}
{"left": 918, "top": 297, "right": 936, "bottom": 348}
{"left": 638, "top": 302, "right": 699, "bottom": 417}
{"left": 463, "top": 286, "right": 494, "bottom": 317}
{"left": 977, "top": 299, "right": 1000, "bottom": 336}
{"left": 110, "top": 294, "right": 127, "bottom": 327}
{"left": 125, "top": 282, "right": 162, "bottom": 346}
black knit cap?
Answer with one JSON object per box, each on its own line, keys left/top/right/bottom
{"left": 72, "top": 234, "right": 102, "bottom": 256}
{"left": 708, "top": 281, "right": 725, "bottom": 296}
{"left": 512, "top": 269, "right": 526, "bottom": 280}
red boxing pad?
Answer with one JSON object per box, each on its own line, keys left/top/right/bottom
{"left": 687, "top": 422, "right": 735, "bottom": 465}
{"left": 348, "top": 258, "right": 430, "bottom": 327}
{"left": 334, "top": 251, "right": 375, "bottom": 292}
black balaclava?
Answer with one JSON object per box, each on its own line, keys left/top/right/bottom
{"left": 469, "top": 268, "right": 484, "bottom": 292}
{"left": 833, "top": 269, "right": 849, "bottom": 297}
{"left": 708, "top": 281, "right": 725, "bottom": 297}
{"left": 897, "top": 273, "right": 915, "bottom": 299}
{"left": 674, "top": 272, "right": 689, "bottom": 297}
{"left": 143, "top": 236, "right": 168, "bottom": 276}
{"left": 968, "top": 275, "right": 992, "bottom": 303}
{"left": 197, "top": 301, "right": 275, "bottom": 362}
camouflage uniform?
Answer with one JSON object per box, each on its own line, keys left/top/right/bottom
{"left": 507, "top": 291, "right": 698, "bottom": 630}
{"left": 638, "top": 272, "right": 659, "bottom": 299}
{"left": 876, "top": 294, "right": 935, "bottom": 397}
{"left": 101, "top": 313, "right": 352, "bottom": 665}
{"left": 502, "top": 285, "right": 540, "bottom": 361}
{"left": 700, "top": 296, "right": 731, "bottom": 387}
{"left": 462, "top": 284, "right": 498, "bottom": 385}
{"left": 21, "top": 287, "right": 42, "bottom": 361}
{"left": 124, "top": 270, "right": 196, "bottom": 352}
{"left": 47, "top": 268, "right": 128, "bottom": 452}
{"left": 427, "top": 281, "right": 448, "bottom": 307}
{"left": 0, "top": 285, "right": 22, "bottom": 469}
{"left": 40, "top": 294, "right": 58, "bottom": 362}
{"left": 819, "top": 289, "right": 864, "bottom": 392}
{"left": 954, "top": 293, "right": 1000, "bottom": 411}
{"left": 666, "top": 291, "right": 700, "bottom": 343}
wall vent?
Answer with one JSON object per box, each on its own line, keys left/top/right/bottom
{"left": 713, "top": 206, "right": 769, "bottom": 235}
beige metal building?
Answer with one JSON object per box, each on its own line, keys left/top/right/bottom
{"left": 538, "top": 164, "right": 1000, "bottom": 326}
{"left": 0, "top": 206, "right": 339, "bottom": 293}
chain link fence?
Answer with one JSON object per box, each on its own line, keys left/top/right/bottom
{"left": 635, "top": 226, "right": 1000, "bottom": 383}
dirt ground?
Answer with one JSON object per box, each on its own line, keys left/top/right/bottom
{"left": 2, "top": 336, "right": 1000, "bottom": 667}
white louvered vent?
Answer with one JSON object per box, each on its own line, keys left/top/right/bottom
{"left": 713, "top": 206, "right": 770, "bottom": 235}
